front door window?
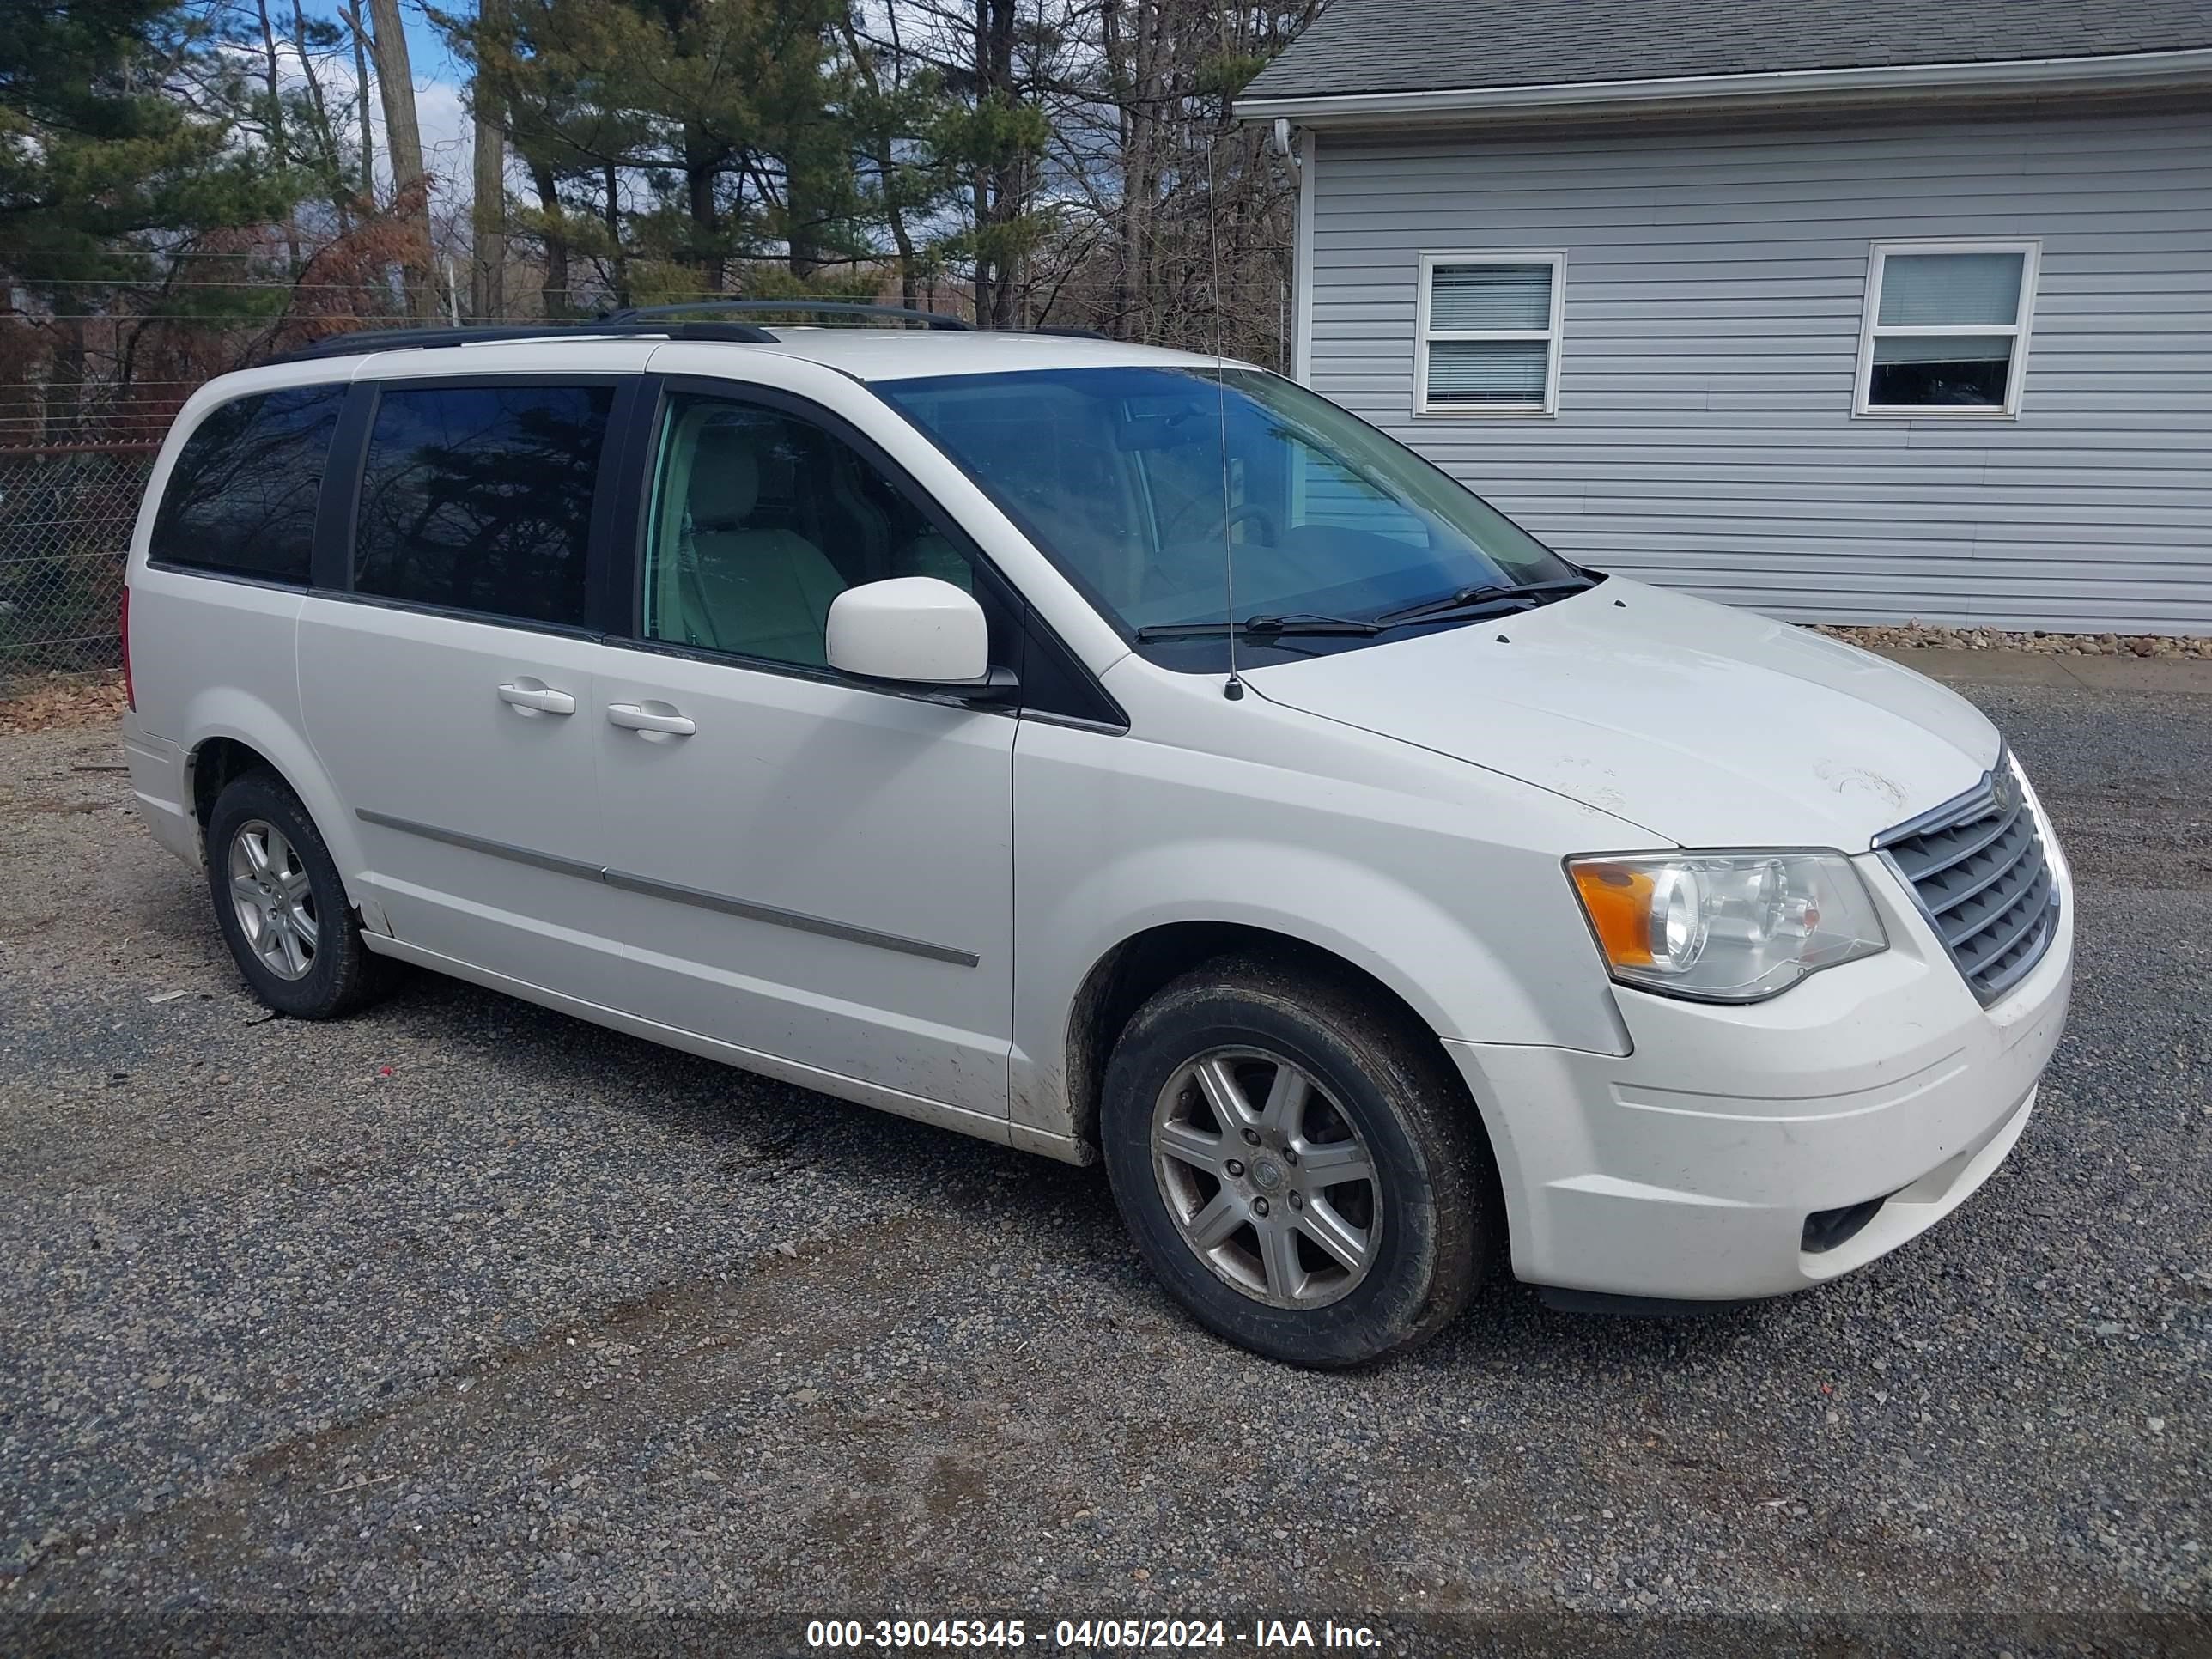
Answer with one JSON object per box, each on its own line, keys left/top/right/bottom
{"left": 641, "top": 392, "right": 978, "bottom": 669}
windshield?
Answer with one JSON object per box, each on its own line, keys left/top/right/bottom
{"left": 874, "top": 365, "right": 1583, "bottom": 659}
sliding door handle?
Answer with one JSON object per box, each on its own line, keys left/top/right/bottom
{"left": 498, "top": 680, "right": 576, "bottom": 715}
{"left": 606, "top": 702, "right": 696, "bottom": 737}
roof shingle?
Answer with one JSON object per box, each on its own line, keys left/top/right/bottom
{"left": 1242, "top": 0, "right": 2212, "bottom": 102}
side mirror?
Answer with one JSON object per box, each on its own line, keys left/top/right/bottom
{"left": 826, "top": 576, "right": 994, "bottom": 688}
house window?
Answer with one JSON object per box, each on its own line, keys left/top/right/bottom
{"left": 1416, "top": 252, "right": 1563, "bottom": 416}
{"left": 1856, "top": 240, "right": 2039, "bottom": 416}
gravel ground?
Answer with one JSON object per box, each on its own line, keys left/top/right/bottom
{"left": 1, "top": 681, "right": 2207, "bottom": 1657}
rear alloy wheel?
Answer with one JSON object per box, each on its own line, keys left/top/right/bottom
{"left": 1102, "top": 956, "right": 1495, "bottom": 1367}
{"left": 204, "top": 769, "right": 396, "bottom": 1019}
{"left": 226, "top": 818, "right": 319, "bottom": 981}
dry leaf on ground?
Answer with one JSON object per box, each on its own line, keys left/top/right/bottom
{"left": 0, "top": 671, "right": 129, "bottom": 735}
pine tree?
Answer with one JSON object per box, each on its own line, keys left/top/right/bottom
{"left": 0, "top": 0, "right": 301, "bottom": 301}
{"left": 1, "top": 0, "right": 322, "bottom": 432}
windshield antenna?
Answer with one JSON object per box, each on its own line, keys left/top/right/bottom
{"left": 1205, "top": 119, "right": 1243, "bottom": 701}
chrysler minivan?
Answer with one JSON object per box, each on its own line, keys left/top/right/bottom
{"left": 120, "top": 311, "right": 2072, "bottom": 1365}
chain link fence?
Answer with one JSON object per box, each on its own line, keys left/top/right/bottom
{"left": 0, "top": 445, "right": 155, "bottom": 686}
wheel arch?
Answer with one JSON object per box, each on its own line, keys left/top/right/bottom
{"left": 180, "top": 701, "right": 382, "bottom": 933}
{"left": 1060, "top": 920, "right": 1496, "bottom": 1165}
{"left": 189, "top": 735, "right": 276, "bottom": 829}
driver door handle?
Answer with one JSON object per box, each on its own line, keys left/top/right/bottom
{"left": 606, "top": 702, "right": 696, "bottom": 737}
{"left": 497, "top": 681, "right": 576, "bottom": 715}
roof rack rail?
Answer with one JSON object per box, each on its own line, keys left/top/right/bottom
{"left": 266, "top": 309, "right": 1110, "bottom": 367}
{"left": 599, "top": 299, "right": 974, "bottom": 331}
{"left": 620, "top": 301, "right": 1107, "bottom": 340}
{"left": 267, "top": 319, "right": 777, "bottom": 365}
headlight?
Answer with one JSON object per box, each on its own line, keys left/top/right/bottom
{"left": 1567, "top": 850, "right": 1887, "bottom": 1002}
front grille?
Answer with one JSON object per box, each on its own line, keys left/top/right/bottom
{"left": 1876, "top": 754, "right": 2060, "bottom": 1005}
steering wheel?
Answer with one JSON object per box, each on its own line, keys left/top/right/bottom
{"left": 1164, "top": 498, "right": 1279, "bottom": 549}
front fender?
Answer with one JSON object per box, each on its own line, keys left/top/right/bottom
{"left": 1008, "top": 713, "right": 1639, "bottom": 1150}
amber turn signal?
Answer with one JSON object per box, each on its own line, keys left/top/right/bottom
{"left": 1570, "top": 862, "right": 1656, "bottom": 969}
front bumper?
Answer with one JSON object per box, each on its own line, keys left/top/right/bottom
{"left": 1449, "top": 842, "right": 2073, "bottom": 1302}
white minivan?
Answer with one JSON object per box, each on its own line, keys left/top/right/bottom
{"left": 121, "top": 308, "right": 2072, "bottom": 1366}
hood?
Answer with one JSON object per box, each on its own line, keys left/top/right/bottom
{"left": 1245, "top": 577, "right": 1998, "bottom": 850}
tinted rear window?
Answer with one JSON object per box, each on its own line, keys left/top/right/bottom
{"left": 150, "top": 386, "right": 344, "bottom": 583}
{"left": 352, "top": 383, "right": 612, "bottom": 629}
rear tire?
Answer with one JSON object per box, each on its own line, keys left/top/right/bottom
{"left": 1100, "top": 955, "right": 1495, "bottom": 1367}
{"left": 204, "top": 769, "right": 396, "bottom": 1019}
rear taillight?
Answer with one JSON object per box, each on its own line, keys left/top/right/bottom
{"left": 120, "top": 585, "right": 134, "bottom": 712}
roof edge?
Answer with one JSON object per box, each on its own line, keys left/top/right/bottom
{"left": 1236, "top": 43, "right": 2212, "bottom": 126}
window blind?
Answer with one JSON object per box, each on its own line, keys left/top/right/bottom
{"left": 1429, "top": 264, "right": 1553, "bottom": 331}
{"left": 1876, "top": 252, "right": 2025, "bottom": 327}
{"left": 1426, "top": 339, "right": 1550, "bottom": 404}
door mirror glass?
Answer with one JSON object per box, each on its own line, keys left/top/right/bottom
{"left": 826, "top": 577, "right": 991, "bottom": 685}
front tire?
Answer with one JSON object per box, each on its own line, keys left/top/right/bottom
{"left": 204, "top": 769, "right": 393, "bottom": 1019}
{"left": 1100, "top": 956, "right": 1495, "bottom": 1367}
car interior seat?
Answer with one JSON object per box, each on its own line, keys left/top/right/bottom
{"left": 817, "top": 437, "right": 972, "bottom": 593}
{"left": 684, "top": 422, "right": 848, "bottom": 665}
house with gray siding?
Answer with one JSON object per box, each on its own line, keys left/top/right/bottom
{"left": 1238, "top": 0, "right": 2212, "bottom": 635}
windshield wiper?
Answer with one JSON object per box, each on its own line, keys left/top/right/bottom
{"left": 1136, "top": 612, "right": 1382, "bottom": 641}
{"left": 1373, "top": 577, "right": 1595, "bottom": 628}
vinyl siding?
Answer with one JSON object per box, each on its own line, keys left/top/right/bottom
{"left": 1304, "top": 106, "right": 2212, "bottom": 634}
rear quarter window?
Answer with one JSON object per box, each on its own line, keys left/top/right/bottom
{"left": 149, "top": 385, "right": 344, "bottom": 583}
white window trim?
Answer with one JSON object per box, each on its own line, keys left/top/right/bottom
{"left": 1291, "top": 129, "right": 1316, "bottom": 386}
{"left": 1854, "top": 238, "right": 2041, "bottom": 419}
{"left": 1414, "top": 250, "right": 1565, "bottom": 417}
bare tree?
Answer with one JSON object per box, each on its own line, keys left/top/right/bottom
{"left": 344, "top": 0, "right": 376, "bottom": 202}
{"left": 290, "top": 0, "right": 354, "bottom": 229}
{"left": 364, "top": 0, "right": 435, "bottom": 319}
{"left": 532, "top": 161, "right": 571, "bottom": 318}
{"left": 837, "top": 13, "right": 923, "bottom": 309}
{"left": 248, "top": 0, "right": 304, "bottom": 271}
{"left": 470, "top": 0, "right": 508, "bottom": 321}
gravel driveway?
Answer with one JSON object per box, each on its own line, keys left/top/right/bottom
{"left": 2, "top": 678, "right": 2206, "bottom": 1656}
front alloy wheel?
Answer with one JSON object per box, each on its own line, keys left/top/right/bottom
{"left": 1152, "top": 1048, "right": 1381, "bottom": 1309}
{"left": 1101, "top": 956, "right": 1494, "bottom": 1367}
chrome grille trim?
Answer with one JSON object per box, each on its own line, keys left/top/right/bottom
{"left": 1887, "top": 794, "right": 2026, "bottom": 887}
{"left": 1875, "top": 748, "right": 2061, "bottom": 1006}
